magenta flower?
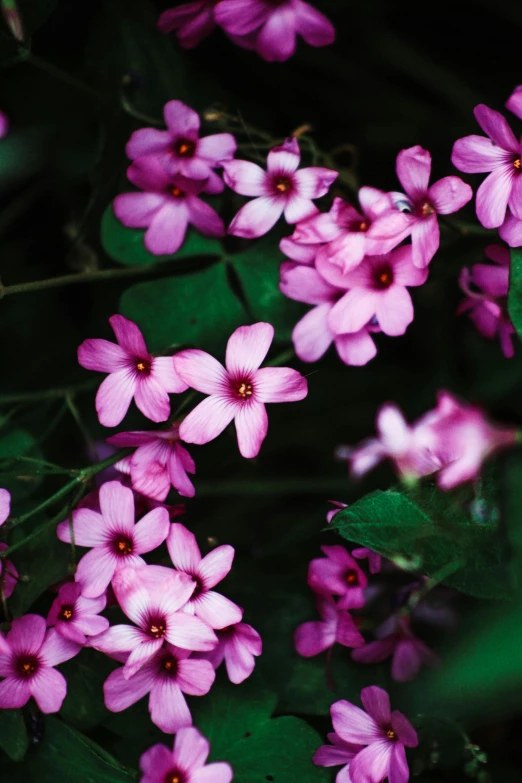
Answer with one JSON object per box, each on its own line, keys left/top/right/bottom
{"left": 352, "top": 548, "right": 382, "bottom": 575}
{"left": 280, "top": 261, "right": 380, "bottom": 366}
{"left": 280, "top": 234, "right": 318, "bottom": 266}
{"left": 325, "top": 686, "right": 418, "bottom": 783}
{"left": 452, "top": 104, "right": 522, "bottom": 228}
{"left": 352, "top": 616, "right": 438, "bottom": 682}
{"left": 223, "top": 138, "right": 337, "bottom": 238}
{"left": 114, "top": 156, "right": 225, "bottom": 256}
{"left": 78, "top": 314, "right": 188, "bottom": 428}
{"left": 499, "top": 209, "right": 522, "bottom": 247}
{"left": 90, "top": 565, "right": 216, "bottom": 677}
{"left": 317, "top": 246, "right": 428, "bottom": 337}
{"left": 506, "top": 85, "right": 522, "bottom": 120}
{"left": 174, "top": 322, "right": 308, "bottom": 458}
{"left": 458, "top": 244, "right": 515, "bottom": 359}
{"left": 140, "top": 726, "right": 233, "bottom": 783}
{"left": 308, "top": 545, "right": 368, "bottom": 609}
{"left": 391, "top": 146, "right": 472, "bottom": 268}
{"left": 0, "top": 614, "right": 80, "bottom": 713}
{"left": 215, "top": 0, "right": 335, "bottom": 62}
{"left": 108, "top": 425, "right": 196, "bottom": 500}
{"left": 197, "top": 621, "right": 262, "bottom": 684}
{"left": 325, "top": 500, "right": 348, "bottom": 525}
{"left": 0, "top": 543, "right": 18, "bottom": 599}
{"left": 295, "top": 597, "right": 364, "bottom": 657}
{"left": 165, "top": 523, "right": 242, "bottom": 629}
{"left": 56, "top": 481, "right": 171, "bottom": 598}
{"left": 47, "top": 582, "right": 109, "bottom": 645}
{"left": 0, "top": 488, "right": 10, "bottom": 526}
{"left": 0, "top": 111, "right": 8, "bottom": 140}
{"left": 158, "top": 1, "right": 217, "bottom": 49}
{"left": 104, "top": 644, "right": 215, "bottom": 734}
{"left": 125, "top": 100, "right": 236, "bottom": 192}
{"left": 312, "top": 732, "right": 363, "bottom": 783}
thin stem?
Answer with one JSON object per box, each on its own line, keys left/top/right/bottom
{"left": 0, "top": 380, "right": 96, "bottom": 405}
{"left": 5, "top": 456, "right": 75, "bottom": 475}
{"left": 66, "top": 393, "right": 97, "bottom": 457}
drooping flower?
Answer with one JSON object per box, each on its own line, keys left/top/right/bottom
{"left": 458, "top": 244, "right": 515, "bottom": 359}
{"left": 505, "top": 85, "right": 522, "bottom": 120}
{"left": 308, "top": 546, "right": 367, "bottom": 609}
{"left": 78, "top": 314, "right": 188, "bottom": 428}
{"left": 139, "top": 726, "right": 233, "bottom": 783}
{"left": 0, "top": 614, "right": 80, "bottom": 713}
{"left": 316, "top": 245, "right": 428, "bottom": 337}
{"left": 197, "top": 621, "right": 262, "bottom": 684}
{"left": 0, "top": 543, "right": 18, "bottom": 600}
{"left": 104, "top": 644, "right": 215, "bottom": 734}
{"left": 391, "top": 146, "right": 472, "bottom": 268}
{"left": 215, "top": 0, "right": 335, "bottom": 62}
{"left": 47, "top": 582, "right": 109, "bottom": 645}
{"left": 89, "top": 565, "right": 216, "bottom": 677}
{"left": 0, "top": 111, "right": 9, "bottom": 140}
{"left": 313, "top": 732, "right": 362, "bottom": 783}
{"left": 108, "top": 425, "right": 196, "bottom": 500}
{"left": 56, "top": 481, "right": 171, "bottom": 598}
{"left": 352, "top": 615, "right": 438, "bottom": 682}
{"left": 125, "top": 100, "right": 236, "bottom": 191}
{"left": 452, "top": 104, "right": 522, "bottom": 228}
{"left": 223, "top": 138, "right": 337, "bottom": 238}
{"left": 114, "top": 156, "right": 225, "bottom": 256}
{"left": 158, "top": 1, "right": 217, "bottom": 49}
{"left": 174, "top": 322, "right": 308, "bottom": 458}
{"left": 0, "top": 488, "right": 10, "bottom": 526}
{"left": 294, "top": 597, "right": 364, "bottom": 657}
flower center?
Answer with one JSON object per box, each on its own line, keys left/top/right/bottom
{"left": 274, "top": 175, "right": 292, "bottom": 194}
{"left": 174, "top": 138, "right": 196, "bottom": 158}
{"left": 192, "top": 575, "right": 205, "bottom": 597}
{"left": 345, "top": 569, "right": 359, "bottom": 586}
{"left": 235, "top": 380, "right": 253, "bottom": 400}
{"left": 170, "top": 186, "right": 185, "bottom": 198}
{"left": 386, "top": 729, "right": 396, "bottom": 741}
{"left": 514, "top": 157, "right": 521, "bottom": 170}
{"left": 135, "top": 358, "right": 151, "bottom": 374}
{"left": 161, "top": 655, "right": 179, "bottom": 677}
{"left": 419, "top": 200, "right": 435, "bottom": 217}
{"left": 374, "top": 264, "right": 394, "bottom": 289}
{"left": 58, "top": 604, "right": 74, "bottom": 622}
{"left": 16, "top": 655, "right": 39, "bottom": 678}
{"left": 148, "top": 617, "right": 167, "bottom": 639}
{"left": 164, "top": 772, "right": 183, "bottom": 783}
{"left": 113, "top": 535, "right": 133, "bottom": 556}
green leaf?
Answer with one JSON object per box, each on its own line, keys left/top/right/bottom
{"left": 509, "top": 247, "right": 522, "bottom": 341}
{"left": 120, "top": 262, "right": 246, "bottom": 352}
{"left": 60, "top": 649, "right": 118, "bottom": 733}
{"left": 0, "top": 709, "right": 28, "bottom": 761}
{"left": 101, "top": 204, "right": 223, "bottom": 266}
{"left": 331, "top": 482, "right": 511, "bottom": 599}
{"left": 0, "top": 418, "right": 42, "bottom": 501}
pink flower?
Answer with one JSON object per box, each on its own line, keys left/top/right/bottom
{"left": 114, "top": 156, "right": 225, "bottom": 256}
{"left": 0, "top": 111, "right": 9, "bottom": 140}
{"left": 0, "top": 614, "right": 80, "bottom": 713}
{"left": 280, "top": 261, "right": 380, "bottom": 366}
{"left": 56, "top": 480, "right": 171, "bottom": 598}
{"left": 308, "top": 546, "right": 368, "bottom": 609}
{"left": 316, "top": 245, "right": 428, "bottom": 337}
{"left": 158, "top": 1, "right": 217, "bottom": 49}
{"left": 125, "top": 100, "right": 236, "bottom": 192}
{"left": 139, "top": 726, "right": 233, "bottom": 783}
{"left": 452, "top": 104, "right": 522, "bottom": 228}
{"left": 104, "top": 644, "right": 216, "bottom": 734}
{"left": 352, "top": 548, "right": 382, "bottom": 575}
{"left": 279, "top": 234, "right": 318, "bottom": 266}
{"left": 197, "top": 621, "right": 262, "bottom": 684}
{"left": 223, "top": 138, "right": 337, "bottom": 238}
{"left": 352, "top": 615, "right": 438, "bottom": 682}
{"left": 89, "top": 565, "right": 216, "bottom": 677}
{"left": 108, "top": 425, "right": 196, "bottom": 500}
{"left": 499, "top": 209, "right": 522, "bottom": 247}
{"left": 47, "top": 582, "right": 109, "bottom": 645}
{"left": 78, "top": 314, "right": 188, "bottom": 428}
{"left": 0, "top": 488, "right": 10, "bottom": 526}
{"left": 294, "top": 597, "right": 364, "bottom": 657}
{"left": 174, "top": 322, "right": 308, "bottom": 458}
{"left": 0, "top": 543, "right": 17, "bottom": 600}
{"left": 458, "top": 244, "right": 515, "bottom": 359}
{"left": 391, "top": 146, "right": 472, "bottom": 268}
{"left": 326, "top": 500, "right": 348, "bottom": 525}
{"left": 312, "top": 732, "right": 363, "bottom": 783}
{"left": 326, "top": 686, "right": 418, "bottom": 783}
{"left": 215, "top": 0, "right": 335, "bottom": 62}
{"left": 506, "top": 85, "right": 522, "bottom": 120}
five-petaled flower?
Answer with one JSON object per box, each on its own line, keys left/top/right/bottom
{"left": 197, "top": 620, "right": 262, "bottom": 684}
{"left": 294, "top": 596, "right": 365, "bottom": 657}
{"left": 139, "top": 726, "right": 233, "bottom": 783}
{"left": 47, "top": 582, "right": 110, "bottom": 645}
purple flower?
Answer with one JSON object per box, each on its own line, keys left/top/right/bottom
{"left": 0, "top": 544, "right": 17, "bottom": 600}
{"left": 158, "top": 1, "right": 217, "bottom": 49}
{"left": 223, "top": 137, "right": 337, "bottom": 238}
{"left": 452, "top": 104, "right": 522, "bottom": 228}
{"left": 352, "top": 548, "right": 382, "bottom": 575}
{"left": 78, "top": 314, "right": 188, "bottom": 428}
{"left": 125, "top": 100, "right": 236, "bottom": 192}
{"left": 114, "top": 156, "right": 225, "bottom": 256}
{"left": 392, "top": 145, "right": 472, "bottom": 267}
{"left": 0, "top": 111, "right": 9, "bottom": 140}
{"left": 197, "top": 621, "right": 262, "bottom": 684}
{"left": 308, "top": 545, "right": 368, "bottom": 609}
{"left": 174, "top": 322, "right": 308, "bottom": 458}
{"left": 56, "top": 481, "right": 171, "bottom": 598}
{"left": 279, "top": 233, "right": 319, "bottom": 266}
{"left": 139, "top": 726, "right": 233, "bottom": 783}
{"left": 313, "top": 732, "right": 363, "bottom": 783}
{"left": 317, "top": 246, "right": 428, "bottom": 337}
{"left": 294, "top": 597, "right": 364, "bottom": 657}
{"left": 47, "top": 582, "right": 110, "bottom": 645}
{"left": 458, "top": 244, "right": 515, "bottom": 359}
{"left": 108, "top": 425, "right": 196, "bottom": 500}
{"left": 0, "top": 488, "right": 10, "bottom": 526}
{"left": 506, "top": 85, "right": 522, "bottom": 120}
{"left": 499, "top": 209, "right": 522, "bottom": 247}
{"left": 0, "top": 614, "right": 80, "bottom": 713}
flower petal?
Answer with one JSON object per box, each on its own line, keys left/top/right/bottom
{"left": 410, "top": 215, "right": 439, "bottom": 268}
{"left": 0, "top": 677, "right": 30, "bottom": 708}
{"left": 77, "top": 339, "right": 127, "bottom": 373}
{"left": 283, "top": 194, "right": 318, "bottom": 224}
{"left": 293, "top": 304, "right": 334, "bottom": 363}
{"left": 328, "top": 289, "right": 378, "bottom": 334}
{"left": 294, "top": 620, "right": 334, "bottom": 657}
{"left": 163, "top": 99, "right": 200, "bottom": 138}
{"left": 150, "top": 678, "right": 192, "bottom": 733}
{"left": 476, "top": 165, "right": 514, "bottom": 228}
{"left": 145, "top": 202, "right": 189, "bottom": 256}
{"left": 335, "top": 329, "right": 377, "bottom": 367}
{"left": 29, "top": 668, "right": 67, "bottom": 714}
{"left": 100, "top": 481, "right": 135, "bottom": 532}
{"left": 173, "top": 349, "right": 228, "bottom": 394}
{"left": 361, "top": 685, "right": 391, "bottom": 726}
{"left": 134, "top": 377, "right": 171, "bottom": 423}
{"left": 8, "top": 614, "right": 46, "bottom": 656}
{"left": 280, "top": 260, "right": 339, "bottom": 303}
{"left": 151, "top": 356, "right": 189, "bottom": 394}
{"left": 167, "top": 523, "right": 202, "bottom": 573}
{"left": 165, "top": 612, "right": 217, "bottom": 651}
{"left": 113, "top": 192, "right": 165, "bottom": 228}
{"left": 396, "top": 146, "right": 431, "bottom": 198}
{"left": 228, "top": 197, "right": 283, "bottom": 239}
{"left": 375, "top": 286, "right": 413, "bottom": 337}
{"left": 474, "top": 104, "right": 518, "bottom": 151}
{"left": 234, "top": 401, "right": 268, "bottom": 458}
{"left": 331, "top": 700, "right": 381, "bottom": 745}
{"left": 293, "top": 167, "right": 338, "bottom": 199}
{"left": 193, "top": 591, "right": 242, "bottom": 629}
{"left": 177, "top": 658, "right": 215, "bottom": 695}
{"left": 391, "top": 710, "right": 418, "bottom": 747}
{"left": 388, "top": 742, "right": 410, "bottom": 783}
{"left": 179, "top": 396, "right": 238, "bottom": 446}
{"left": 103, "top": 664, "right": 154, "bottom": 711}
{"left": 173, "top": 724, "right": 210, "bottom": 771}
{"left": 39, "top": 628, "right": 80, "bottom": 667}
{"left": 428, "top": 176, "right": 473, "bottom": 214}
{"left": 295, "top": 1, "right": 335, "bottom": 46}
{"left": 451, "top": 134, "right": 511, "bottom": 173}
{"left": 226, "top": 322, "right": 274, "bottom": 375}
{"left": 199, "top": 545, "right": 234, "bottom": 588}
{"left": 254, "top": 367, "right": 308, "bottom": 403}
{"left": 75, "top": 548, "right": 117, "bottom": 599}
{"left": 349, "top": 741, "right": 393, "bottom": 783}
{"left": 57, "top": 507, "right": 106, "bottom": 546}
{"left": 133, "top": 507, "right": 170, "bottom": 554}
{"left": 222, "top": 160, "right": 268, "bottom": 196}
{"left": 95, "top": 369, "right": 136, "bottom": 428}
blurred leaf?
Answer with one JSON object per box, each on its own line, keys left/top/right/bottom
{"left": 508, "top": 247, "right": 522, "bottom": 342}
{"left": 60, "top": 649, "right": 117, "bottom": 733}
{"left": 0, "top": 709, "right": 28, "bottom": 761}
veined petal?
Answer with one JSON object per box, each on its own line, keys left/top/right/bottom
{"left": 187, "top": 197, "right": 225, "bottom": 237}
{"left": 228, "top": 196, "right": 283, "bottom": 239}
{"left": 133, "top": 507, "right": 170, "bottom": 554}
{"left": 375, "top": 286, "right": 414, "bottom": 336}
{"left": 328, "top": 289, "right": 378, "bottom": 334}
{"left": 95, "top": 369, "right": 136, "bottom": 427}
{"left": 173, "top": 724, "right": 210, "bottom": 771}
{"left": 193, "top": 592, "right": 243, "bottom": 629}
{"left": 293, "top": 304, "right": 334, "bottom": 363}
{"left": 396, "top": 146, "right": 431, "bottom": 198}
{"left": 222, "top": 160, "right": 268, "bottom": 196}
{"left": 29, "top": 668, "right": 67, "bottom": 714}
{"left": 226, "top": 322, "right": 274, "bottom": 375}
{"left": 57, "top": 507, "right": 106, "bottom": 546}
{"left": 254, "top": 367, "right": 308, "bottom": 402}
{"left": 410, "top": 216, "right": 439, "bottom": 268}
{"left": 293, "top": 167, "right": 338, "bottom": 199}
{"left": 167, "top": 522, "right": 202, "bottom": 573}
{"left": 164, "top": 99, "right": 200, "bottom": 138}
{"left": 283, "top": 194, "right": 319, "bottom": 224}
{"left": 349, "top": 741, "right": 393, "bottom": 783}
{"left": 331, "top": 700, "right": 382, "bottom": 744}
{"left": 234, "top": 401, "right": 268, "bottom": 459}
{"left": 476, "top": 165, "right": 514, "bottom": 228}
{"left": 103, "top": 664, "right": 154, "bottom": 712}
{"left": 179, "top": 396, "right": 238, "bottom": 446}
{"left": 77, "top": 339, "right": 127, "bottom": 373}
{"left": 335, "top": 329, "right": 377, "bottom": 367}
{"left": 113, "top": 192, "right": 165, "bottom": 228}
{"left": 474, "top": 104, "right": 519, "bottom": 151}
{"left": 177, "top": 658, "right": 215, "bottom": 695}
{"left": 451, "top": 134, "right": 511, "bottom": 173}
{"left": 428, "top": 176, "right": 473, "bottom": 214}
{"left": 135, "top": 376, "right": 171, "bottom": 423}
{"left": 361, "top": 685, "right": 391, "bottom": 726}
{"left": 150, "top": 678, "right": 192, "bottom": 733}
{"left": 100, "top": 481, "right": 135, "bottom": 532}
{"left": 173, "top": 349, "right": 228, "bottom": 394}
{"left": 151, "top": 356, "right": 189, "bottom": 394}
{"left": 145, "top": 202, "right": 189, "bottom": 256}
{"left": 199, "top": 545, "right": 234, "bottom": 588}
{"left": 165, "top": 612, "right": 217, "bottom": 651}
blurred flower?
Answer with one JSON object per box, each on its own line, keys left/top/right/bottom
{"left": 47, "top": 582, "right": 109, "bottom": 645}
{"left": 308, "top": 545, "right": 367, "bottom": 609}
{"left": 452, "top": 104, "right": 522, "bottom": 228}
{"left": 279, "top": 234, "right": 319, "bottom": 265}
{"left": 312, "top": 732, "right": 362, "bottom": 783}
{"left": 0, "top": 488, "right": 10, "bottom": 526}
{"left": 391, "top": 145, "right": 472, "bottom": 268}
{"left": 114, "top": 157, "right": 225, "bottom": 255}
{"left": 223, "top": 137, "right": 337, "bottom": 238}
{"left": 325, "top": 500, "right": 348, "bottom": 524}
{"left": 505, "top": 84, "right": 522, "bottom": 120}
{"left": 0, "top": 614, "right": 80, "bottom": 713}
{"left": 0, "top": 543, "right": 17, "bottom": 599}
{"left": 78, "top": 314, "right": 188, "bottom": 428}
{"left": 352, "top": 547, "right": 382, "bottom": 575}
{"left": 158, "top": 1, "right": 217, "bottom": 49}
{"left": 125, "top": 100, "right": 236, "bottom": 192}
{"left": 197, "top": 621, "right": 262, "bottom": 684}
{"left": 499, "top": 209, "right": 522, "bottom": 247}
{"left": 139, "top": 726, "right": 232, "bottom": 783}
{"left": 0, "top": 110, "right": 9, "bottom": 139}
{"left": 294, "top": 596, "right": 364, "bottom": 657}
{"left": 174, "top": 322, "right": 308, "bottom": 458}
{"left": 458, "top": 244, "right": 515, "bottom": 358}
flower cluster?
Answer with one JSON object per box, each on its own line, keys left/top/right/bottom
{"left": 158, "top": 0, "right": 336, "bottom": 62}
